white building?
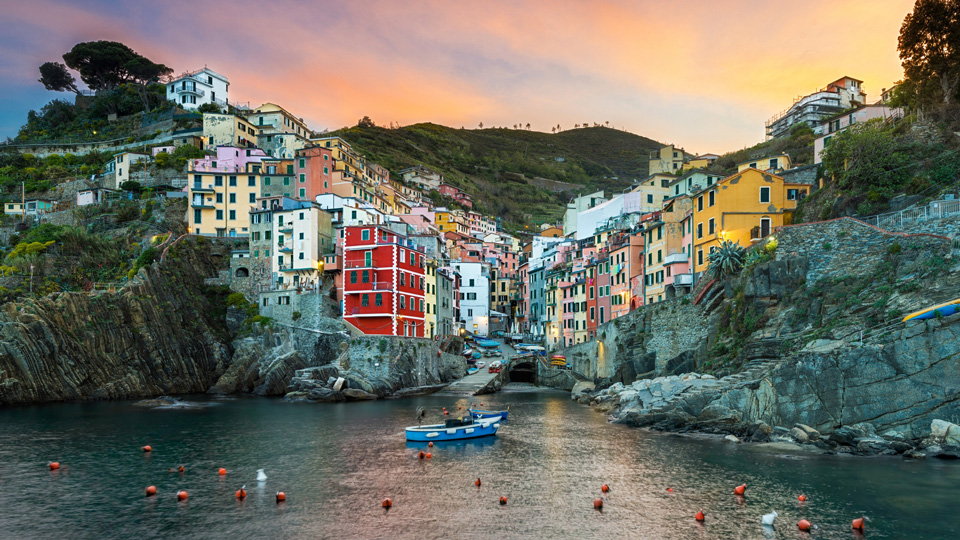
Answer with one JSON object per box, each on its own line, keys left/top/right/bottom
{"left": 400, "top": 166, "right": 443, "bottom": 191}
{"left": 668, "top": 170, "right": 725, "bottom": 198}
{"left": 563, "top": 191, "right": 606, "bottom": 237}
{"left": 452, "top": 261, "right": 490, "bottom": 337}
{"left": 315, "top": 194, "right": 385, "bottom": 227}
{"left": 766, "top": 76, "right": 866, "bottom": 139}
{"left": 166, "top": 67, "right": 229, "bottom": 110}
{"left": 271, "top": 202, "right": 332, "bottom": 290}
{"left": 575, "top": 191, "right": 661, "bottom": 240}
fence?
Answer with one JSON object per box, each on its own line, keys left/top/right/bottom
{"left": 860, "top": 198, "right": 960, "bottom": 232}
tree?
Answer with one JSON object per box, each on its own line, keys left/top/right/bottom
{"left": 196, "top": 102, "right": 223, "bottom": 114}
{"left": 525, "top": 123, "right": 531, "bottom": 130}
{"left": 820, "top": 118, "right": 911, "bottom": 194}
{"left": 478, "top": 122, "right": 484, "bottom": 129}
{"left": 551, "top": 127, "right": 556, "bottom": 134}
{"left": 38, "top": 62, "right": 79, "bottom": 95}
{"left": 357, "top": 115, "right": 375, "bottom": 128}
{"left": 899, "top": 0, "right": 960, "bottom": 105}
{"left": 62, "top": 41, "right": 139, "bottom": 90}
{"left": 124, "top": 55, "right": 172, "bottom": 112}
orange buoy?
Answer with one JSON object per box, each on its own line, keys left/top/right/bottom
{"left": 426, "top": 452, "right": 432, "bottom": 459}
{"left": 458, "top": 406, "right": 462, "bottom": 410}
{"left": 798, "top": 519, "right": 811, "bottom": 531}
{"left": 381, "top": 498, "right": 392, "bottom": 508}
{"left": 499, "top": 496, "right": 507, "bottom": 505}
{"left": 475, "top": 478, "right": 482, "bottom": 487}
{"left": 798, "top": 494, "right": 807, "bottom": 502}
{"left": 444, "top": 411, "right": 449, "bottom": 415}
{"left": 145, "top": 485, "right": 157, "bottom": 497}
{"left": 695, "top": 510, "right": 705, "bottom": 522}
{"left": 236, "top": 487, "right": 247, "bottom": 500}
{"left": 177, "top": 465, "right": 185, "bottom": 473}
{"left": 177, "top": 490, "right": 188, "bottom": 501}
{"left": 593, "top": 498, "right": 603, "bottom": 510}
{"left": 852, "top": 517, "right": 865, "bottom": 531}
{"left": 218, "top": 468, "right": 227, "bottom": 476}
{"left": 480, "top": 403, "right": 484, "bottom": 406}
{"left": 276, "top": 491, "right": 286, "bottom": 503}
{"left": 666, "top": 487, "right": 674, "bottom": 492}
{"left": 48, "top": 462, "right": 60, "bottom": 471}
{"left": 428, "top": 442, "right": 434, "bottom": 448}
{"left": 142, "top": 445, "right": 152, "bottom": 453}
{"left": 601, "top": 484, "right": 610, "bottom": 493}
{"left": 734, "top": 484, "right": 746, "bottom": 495}
{"left": 418, "top": 451, "right": 425, "bottom": 460}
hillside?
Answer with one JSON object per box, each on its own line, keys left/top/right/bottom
{"left": 332, "top": 123, "right": 663, "bottom": 229}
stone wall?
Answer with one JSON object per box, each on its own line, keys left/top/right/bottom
{"left": 338, "top": 336, "right": 465, "bottom": 395}
{"left": 561, "top": 297, "right": 715, "bottom": 382}
{"left": 259, "top": 290, "right": 340, "bottom": 330}
{"left": 775, "top": 217, "right": 951, "bottom": 284}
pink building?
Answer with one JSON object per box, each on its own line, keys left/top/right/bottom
{"left": 439, "top": 183, "right": 474, "bottom": 209}
{"left": 190, "top": 146, "right": 269, "bottom": 173}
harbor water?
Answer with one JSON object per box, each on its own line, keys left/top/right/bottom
{"left": 1, "top": 386, "right": 958, "bottom": 539}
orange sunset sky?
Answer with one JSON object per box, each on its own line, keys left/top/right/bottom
{"left": 0, "top": 0, "right": 915, "bottom": 152}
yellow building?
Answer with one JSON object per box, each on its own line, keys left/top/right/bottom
{"left": 648, "top": 144, "right": 692, "bottom": 174}
{"left": 692, "top": 169, "right": 810, "bottom": 274}
{"left": 250, "top": 102, "right": 310, "bottom": 138}
{"left": 736, "top": 154, "right": 792, "bottom": 174}
{"left": 425, "top": 261, "right": 438, "bottom": 339}
{"left": 435, "top": 208, "right": 469, "bottom": 234}
{"left": 202, "top": 113, "right": 258, "bottom": 150}
{"left": 187, "top": 147, "right": 269, "bottom": 237}
{"left": 311, "top": 136, "right": 366, "bottom": 180}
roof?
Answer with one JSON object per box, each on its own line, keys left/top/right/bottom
{"left": 735, "top": 153, "right": 790, "bottom": 168}
{"left": 701, "top": 168, "right": 787, "bottom": 193}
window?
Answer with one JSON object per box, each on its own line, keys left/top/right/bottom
{"left": 361, "top": 294, "right": 369, "bottom": 307}
{"left": 299, "top": 174, "right": 305, "bottom": 183}
{"left": 769, "top": 158, "right": 778, "bottom": 170}
{"left": 646, "top": 194, "right": 653, "bottom": 204}
{"left": 264, "top": 177, "right": 271, "bottom": 186}
{"left": 216, "top": 193, "right": 223, "bottom": 203}
{"left": 249, "top": 193, "right": 256, "bottom": 203}
{"left": 759, "top": 186, "right": 771, "bottom": 203}
{"left": 708, "top": 218, "right": 715, "bottom": 235}
{"left": 400, "top": 296, "right": 406, "bottom": 309}
{"left": 283, "top": 177, "right": 290, "bottom": 186}
{"left": 248, "top": 176, "right": 256, "bottom": 187}
{"left": 375, "top": 294, "right": 382, "bottom": 306}
{"left": 215, "top": 175, "right": 223, "bottom": 187}
{"left": 697, "top": 223, "right": 703, "bottom": 239}
{"left": 299, "top": 188, "right": 305, "bottom": 198}
{"left": 229, "top": 176, "right": 237, "bottom": 187}
{"left": 229, "top": 193, "right": 236, "bottom": 203}
{"left": 709, "top": 191, "right": 715, "bottom": 207}
{"left": 362, "top": 270, "right": 369, "bottom": 283}
{"left": 229, "top": 210, "right": 236, "bottom": 220}
{"left": 193, "top": 209, "right": 201, "bottom": 223}
{"left": 216, "top": 210, "right": 224, "bottom": 220}
{"left": 657, "top": 227, "right": 662, "bottom": 240}
{"left": 467, "top": 292, "right": 477, "bottom": 300}
{"left": 697, "top": 249, "right": 704, "bottom": 266}
{"left": 749, "top": 162, "right": 757, "bottom": 169}
{"left": 697, "top": 196, "right": 703, "bottom": 211}
{"left": 324, "top": 166, "right": 329, "bottom": 175}
{"left": 364, "top": 251, "right": 372, "bottom": 267}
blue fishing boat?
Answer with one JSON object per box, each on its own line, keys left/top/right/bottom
{"left": 467, "top": 367, "right": 479, "bottom": 375}
{"left": 903, "top": 298, "right": 960, "bottom": 322}
{"left": 470, "top": 408, "right": 509, "bottom": 421}
{"left": 405, "top": 415, "right": 502, "bottom": 442}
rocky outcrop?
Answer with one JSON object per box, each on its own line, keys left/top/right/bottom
{"left": 0, "top": 244, "right": 231, "bottom": 405}
{"left": 285, "top": 336, "right": 465, "bottom": 401}
{"left": 209, "top": 323, "right": 348, "bottom": 396}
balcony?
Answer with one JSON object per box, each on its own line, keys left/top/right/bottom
{"left": 344, "top": 282, "right": 394, "bottom": 293}
{"left": 664, "top": 252, "right": 688, "bottom": 265}
{"left": 278, "top": 245, "right": 292, "bottom": 253}
{"left": 190, "top": 198, "right": 214, "bottom": 208}
{"left": 278, "top": 264, "right": 320, "bottom": 273}
{"left": 278, "top": 226, "right": 293, "bottom": 234}
{"left": 344, "top": 260, "right": 374, "bottom": 269}
{"left": 673, "top": 273, "right": 694, "bottom": 286}
{"left": 191, "top": 183, "right": 216, "bottom": 192}
{"left": 175, "top": 86, "right": 205, "bottom": 97}
{"left": 348, "top": 305, "right": 394, "bottom": 317}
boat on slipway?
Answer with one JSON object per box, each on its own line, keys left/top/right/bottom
{"left": 405, "top": 415, "right": 502, "bottom": 442}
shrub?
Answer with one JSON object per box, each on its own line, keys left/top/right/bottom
{"left": 708, "top": 240, "right": 745, "bottom": 280}
{"left": 823, "top": 242, "right": 833, "bottom": 250}
{"left": 292, "top": 311, "right": 302, "bottom": 321}
{"left": 888, "top": 243, "right": 902, "bottom": 255}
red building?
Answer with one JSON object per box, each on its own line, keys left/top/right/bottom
{"left": 439, "top": 183, "right": 473, "bottom": 209}
{"left": 342, "top": 225, "right": 426, "bottom": 337}
{"left": 294, "top": 146, "right": 335, "bottom": 200}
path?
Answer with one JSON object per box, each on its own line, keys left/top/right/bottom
{"left": 441, "top": 338, "right": 517, "bottom": 396}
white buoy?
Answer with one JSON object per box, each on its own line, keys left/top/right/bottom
{"left": 761, "top": 511, "right": 778, "bottom": 526}
{"left": 257, "top": 469, "right": 267, "bottom": 481}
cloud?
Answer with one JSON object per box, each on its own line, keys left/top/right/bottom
{"left": 0, "top": 0, "right": 914, "bottom": 152}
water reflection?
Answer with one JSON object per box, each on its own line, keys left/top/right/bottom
{"left": 0, "top": 390, "right": 957, "bottom": 539}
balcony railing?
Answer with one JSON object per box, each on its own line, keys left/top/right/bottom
{"left": 344, "top": 282, "right": 394, "bottom": 292}
{"left": 664, "top": 252, "right": 688, "bottom": 265}
{"left": 191, "top": 183, "right": 216, "bottom": 192}
{"left": 175, "top": 87, "right": 205, "bottom": 97}
{"left": 344, "top": 260, "right": 374, "bottom": 269}
{"left": 673, "top": 273, "right": 694, "bottom": 286}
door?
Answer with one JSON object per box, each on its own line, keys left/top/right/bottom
{"left": 760, "top": 218, "right": 771, "bottom": 238}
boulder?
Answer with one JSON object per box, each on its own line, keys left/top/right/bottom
{"left": 793, "top": 424, "right": 821, "bottom": 441}
{"left": 571, "top": 381, "right": 595, "bottom": 398}
{"left": 930, "top": 419, "right": 960, "bottom": 446}
{"left": 789, "top": 427, "right": 810, "bottom": 444}
{"left": 343, "top": 388, "right": 377, "bottom": 401}
{"left": 829, "top": 425, "right": 871, "bottom": 446}
{"left": 724, "top": 434, "right": 741, "bottom": 444}
{"left": 855, "top": 438, "right": 893, "bottom": 455}
{"left": 307, "top": 388, "right": 345, "bottom": 402}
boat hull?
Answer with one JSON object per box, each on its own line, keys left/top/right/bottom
{"left": 903, "top": 299, "right": 960, "bottom": 322}
{"left": 470, "top": 409, "right": 508, "bottom": 420}
{"left": 405, "top": 417, "right": 501, "bottom": 442}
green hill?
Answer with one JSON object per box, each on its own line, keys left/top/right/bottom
{"left": 331, "top": 123, "right": 663, "bottom": 229}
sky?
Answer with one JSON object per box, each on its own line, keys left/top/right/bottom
{"left": 0, "top": 0, "right": 915, "bottom": 153}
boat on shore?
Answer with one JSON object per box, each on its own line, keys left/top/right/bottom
{"left": 405, "top": 415, "right": 502, "bottom": 441}
{"left": 903, "top": 298, "right": 960, "bottom": 322}
{"left": 470, "top": 408, "right": 509, "bottom": 421}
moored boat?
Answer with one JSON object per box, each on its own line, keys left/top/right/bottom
{"left": 405, "top": 415, "right": 501, "bottom": 441}
{"left": 470, "top": 408, "right": 509, "bottom": 420}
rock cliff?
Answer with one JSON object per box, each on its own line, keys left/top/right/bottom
{"left": 0, "top": 240, "right": 231, "bottom": 405}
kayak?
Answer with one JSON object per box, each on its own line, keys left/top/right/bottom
{"left": 903, "top": 298, "right": 960, "bottom": 322}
